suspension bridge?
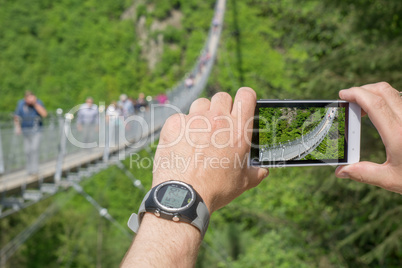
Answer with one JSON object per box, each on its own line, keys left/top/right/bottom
{"left": 260, "top": 107, "right": 337, "bottom": 161}
{"left": 0, "top": 0, "right": 226, "bottom": 265}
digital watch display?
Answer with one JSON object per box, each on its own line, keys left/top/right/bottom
{"left": 155, "top": 182, "right": 195, "bottom": 211}
{"left": 128, "top": 180, "right": 210, "bottom": 237}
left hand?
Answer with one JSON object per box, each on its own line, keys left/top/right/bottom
{"left": 152, "top": 88, "right": 269, "bottom": 213}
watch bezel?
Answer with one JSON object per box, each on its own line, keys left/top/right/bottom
{"left": 153, "top": 181, "right": 196, "bottom": 212}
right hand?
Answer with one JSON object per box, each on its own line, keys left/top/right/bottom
{"left": 335, "top": 82, "right": 402, "bottom": 194}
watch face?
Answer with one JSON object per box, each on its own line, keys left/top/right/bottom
{"left": 155, "top": 182, "right": 195, "bottom": 211}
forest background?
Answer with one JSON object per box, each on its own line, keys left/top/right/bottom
{"left": 0, "top": 0, "right": 401, "bottom": 267}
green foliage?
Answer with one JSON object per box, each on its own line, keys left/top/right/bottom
{"left": 136, "top": 4, "right": 147, "bottom": 19}
{"left": 2, "top": 0, "right": 402, "bottom": 267}
{"left": 0, "top": 0, "right": 215, "bottom": 113}
{"left": 162, "top": 26, "right": 185, "bottom": 44}
{"left": 0, "top": 0, "right": 138, "bottom": 111}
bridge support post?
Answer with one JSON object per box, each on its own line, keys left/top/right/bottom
{"left": 54, "top": 114, "right": 70, "bottom": 184}
{"left": 0, "top": 128, "right": 4, "bottom": 174}
{"left": 103, "top": 122, "right": 110, "bottom": 163}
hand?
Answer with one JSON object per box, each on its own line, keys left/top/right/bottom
{"left": 14, "top": 116, "right": 22, "bottom": 135}
{"left": 336, "top": 82, "right": 402, "bottom": 194}
{"left": 15, "top": 126, "right": 21, "bottom": 135}
{"left": 153, "top": 87, "right": 269, "bottom": 213}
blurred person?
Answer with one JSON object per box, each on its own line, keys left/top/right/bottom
{"left": 106, "top": 101, "right": 122, "bottom": 147}
{"left": 185, "top": 75, "right": 195, "bottom": 89}
{"left": 199, "top": 49, "right": 211, "bottom": 72}
{"left": 106, "top": 101, "right": 121, "bottom": 122}
{"left": 118, "top": 94, "right": 134, "bottom": 118}
{"left": 14, "top": 91, "right": 47, "bottom": 175}
{"left": 135, "top": 92, "right": 148, "bottom": 112}
{"left": 212, "top": 13, "right": 220, "bottom": 33}
{"left": 77, "top": 97, "right": 98, "bottom": 145}
{"left": 155, "top": 93, "right": 168, "bottom": 104}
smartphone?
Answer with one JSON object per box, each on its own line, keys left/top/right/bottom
{"left": 250, "top": 100, "right": 361, "bottom": 167}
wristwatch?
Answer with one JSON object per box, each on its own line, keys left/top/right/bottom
{"left": 128, "top": 180, "right": 210, "bottom": 237}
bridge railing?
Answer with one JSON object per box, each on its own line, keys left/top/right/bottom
{"left": 0, "top": 115, "right": 63, "bottom": 174}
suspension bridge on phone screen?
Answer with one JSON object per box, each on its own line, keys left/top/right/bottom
{"left": 259, "top": 107, "right": 337, "bottom": 162}
{"left": 0, "top": 0, "right": 226, "bottom": 265}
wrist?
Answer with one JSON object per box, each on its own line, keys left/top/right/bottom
{"left": 140, "top": 212, "right": 201, "bottom": 239}
{"left": 123, "top": 213, "right": 201, "bottom": 267}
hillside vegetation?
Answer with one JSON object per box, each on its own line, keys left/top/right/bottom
{"left": 0, "top": 0, "right": 214, "bottom": 112}
{"left": 1, "top": 0, "right": 401, "bottom": 267}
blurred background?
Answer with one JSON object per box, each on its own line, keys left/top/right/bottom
{"left": 0, "top": 0, "right": 401, "bottom": 267}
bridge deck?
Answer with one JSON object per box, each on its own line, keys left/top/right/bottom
{"left": 0, "top": 148, "right": 105, "bottom": 193}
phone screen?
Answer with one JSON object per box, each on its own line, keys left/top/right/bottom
{"left": 250, "top": 101, "right": 349, "bottom": 167}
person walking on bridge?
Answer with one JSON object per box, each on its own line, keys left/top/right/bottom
{"left": 77, "top": 97, "right": 99, "bottom": 146}
{"left": 14, "top": 91, "right": 47, "bottom": 176}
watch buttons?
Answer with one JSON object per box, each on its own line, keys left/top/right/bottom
{"left": 172, "top": 214, "right": 180, "bottom": 222}
{"left": 154, "top": 209, "right": 160, "bottom": 217}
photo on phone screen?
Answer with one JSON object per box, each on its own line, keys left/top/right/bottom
{"left": 250, "top": 100, "right": 356, "bottom": 167}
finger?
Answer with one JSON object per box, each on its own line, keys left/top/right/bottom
{"left": 335, "top": 162, "right": 400, "bottom": 193}
{"left": 231, "top": 87, "right": 257, "bottom": 122}
{"left": 339, "top": 87, "right": 397, "bottom": 145}
{"left": 210, "top": 92, "right": 233, "bottom": 114}
{"left": 159, "top": 113, "right": 186, "bottom": 146}
{"left": 231, "top": 88, "right": 257, "bottom": 146}
{"left": 189, "top": 98, "right": 211, "bottom": 114}
{"left": 361, "top": 82, "right": 402, "bottom": 113}
{"left": 244, "top": 166, "right": 269, "bottom": 190}
{"left": 339, "top": 92, "right": 368, "bottom": 117}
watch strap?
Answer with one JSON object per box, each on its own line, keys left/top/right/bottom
{"left": 189, "top": 201, "right": 210, "bottom": 237}
{"left": 127, "top": 190, "right": 151, "bottom": 233}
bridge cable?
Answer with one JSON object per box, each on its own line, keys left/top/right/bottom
{"left": 0, "top": 204, "right": 56, "bottom": 266}
{"left": 115, "top": 161, "right": 145, "bottom": 192}
{"left": 0, "top": 188, "right": 80, "bottom": 266}
{"left": 70, "top": 182, "right": 132, "bottom": 240}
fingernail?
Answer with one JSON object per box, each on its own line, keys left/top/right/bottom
{"left": 338, "top": 172, "right": 349, "bottom": 179}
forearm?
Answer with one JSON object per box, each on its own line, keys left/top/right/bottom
{"left": 13, "top": 116, "right": 21, "bottom": 132}
{"left": 13, "top": 115, "right": 20, "bottom": 126}
{"left": 34, "top": 103, "right": 47, "bottom": 118}
{"left": 121, "top": 213, "right": 202, "bottom": 267}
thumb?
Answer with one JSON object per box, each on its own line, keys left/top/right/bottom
{"left": 245, "top": 166, "right": 269, "bottom": 189}
{"left": 335, "top": 161, "right": 392, "bottom": 189}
